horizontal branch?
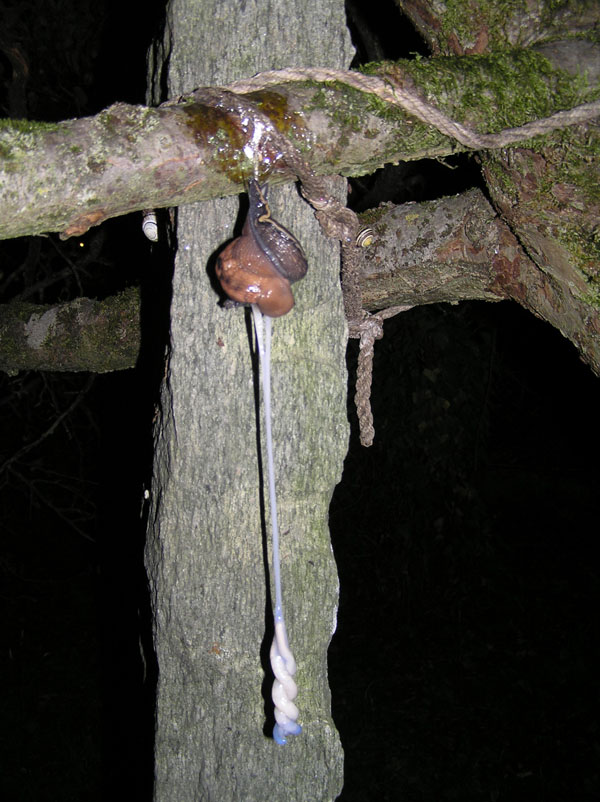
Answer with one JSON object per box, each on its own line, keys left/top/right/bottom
{"left": 0, "top": 287, "right": 140, "bottom": 374}
{"left": 3, "top": 188, "right": 598, "bottom": 375}
{"left": 1, "top": 42, "right": 598, "bottom": 240}
{"left": 358, "top": 188, "right": 600, "bottom": 374}
{"left": 357, "top": 188, "right": 508, "bottom": 309}
{"left": 0, "top": 191, "right": 530, "bottom": 374}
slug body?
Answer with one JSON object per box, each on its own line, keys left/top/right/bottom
{"left": 216, "top": 180, "right": 308, "bottom": 317}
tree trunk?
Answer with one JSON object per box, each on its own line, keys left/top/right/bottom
{"left": 144, "top": 1, "right": 353, "bottom": 800}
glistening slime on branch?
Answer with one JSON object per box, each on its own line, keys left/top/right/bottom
{"left": 216, "top": 180, "right": 308, "bottom": 744}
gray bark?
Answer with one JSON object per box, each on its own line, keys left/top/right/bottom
{"left": 144, "top": 1, "right": 353, "bottom": 801}
{"left": 358, "top": 189, "right": 511, "bottom": 309}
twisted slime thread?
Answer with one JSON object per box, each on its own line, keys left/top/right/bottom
{"left": 251, "top": 305, "right": 302, "bottom": 745}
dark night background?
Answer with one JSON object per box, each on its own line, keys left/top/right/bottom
{"left": 1, "top": 1, "right": 599, "bottom": 800}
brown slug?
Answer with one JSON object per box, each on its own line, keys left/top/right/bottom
{"left": 216, "top": 180, "right": 308, "bottom": 317}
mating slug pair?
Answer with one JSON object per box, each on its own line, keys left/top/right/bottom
{"left": 217, "top": 179, "right": 305, "bottom": 744}
{"left": 216, "top": 180, "right": 308, "bottom": 317}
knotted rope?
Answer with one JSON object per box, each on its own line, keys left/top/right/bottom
{"left": 348, "top": 306, "right": 414, "bottom": 446}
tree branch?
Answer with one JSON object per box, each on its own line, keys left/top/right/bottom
{"left": 0, "top": 191, "right": 530, "bottom": 373}
{"left": 1, "top": 43, "right": 598, "bottom": 240}
{"left": 356, "top": 188, "right": 600, "bottom": 374}
{"left": 357, "top": 188, "right": 508, "bottom": 309}
{"left": 0, "top": 286, "right": 140, "bottom": 374}
{"left": 3, "top": 188, "right": 598, "bottom": 375}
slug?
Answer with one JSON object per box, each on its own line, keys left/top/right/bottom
{"left": 215, "top": 180, "right": 308, "bottom": 317}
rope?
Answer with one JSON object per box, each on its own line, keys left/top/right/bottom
{"left": 226, "top": 66, "right": 600, "bottom": 150}
{"left": 349, "top": 307, "right": 413, "bottom": 447}
{"left": 353, "top": 316, "right": 382, "bottom": 448}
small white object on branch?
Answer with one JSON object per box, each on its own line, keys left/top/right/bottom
{"left": 142, "top": 209, "right": 159, "bottom": 242}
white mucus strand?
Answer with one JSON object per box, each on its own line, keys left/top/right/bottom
{"left": 251, "top": 304, "right": 302, "bottom": 746}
